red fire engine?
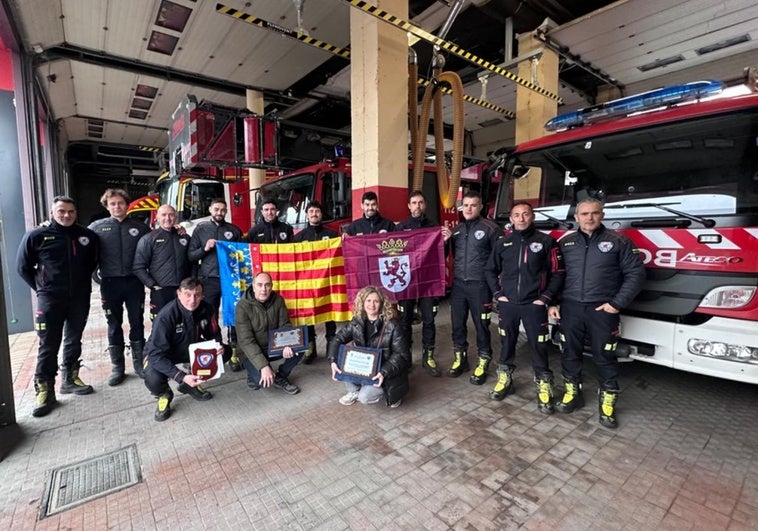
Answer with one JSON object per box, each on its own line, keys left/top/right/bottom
{"left": 127, "top": 95, "right": 277, "bottom": 231}
{"left": 494, "top": 75, "right": 758, "bottom": 384}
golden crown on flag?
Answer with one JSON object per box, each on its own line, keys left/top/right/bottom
{"left": 376, "top": 238, "right": 408, "bottom": 255}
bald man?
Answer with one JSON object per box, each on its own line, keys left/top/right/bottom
{"left": 133, "top": 205, "right": 192, "bottom": 320}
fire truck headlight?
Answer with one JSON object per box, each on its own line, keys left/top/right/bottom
{"left": 687, "top": 339, "right": 758, "bottom": 363}
{"left": 699, "top": 286, "right": 756, "bottom": 309}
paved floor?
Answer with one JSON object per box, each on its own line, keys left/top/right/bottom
{"left": 1, "top": 293, "right": 757, "bottom": 530}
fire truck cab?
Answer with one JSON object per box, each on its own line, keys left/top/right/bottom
{"left": 494, "top": 78, "right": 758, "bottom": 384}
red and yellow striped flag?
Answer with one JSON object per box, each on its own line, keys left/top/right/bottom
{"left": 250, "top": 237, "right": 352, "bottom": 325}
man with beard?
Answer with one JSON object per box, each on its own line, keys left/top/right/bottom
{"left": 293, "top": 201, "right": 339, "bottom": 364}
{"left": 344, "top": 191, "right": 395, "bottom": 235}
{"left": 188, "top": 198, "right": 244, "bottom": 370}
{"left": 247, "top": 199, "right": 293, "bottom": 243}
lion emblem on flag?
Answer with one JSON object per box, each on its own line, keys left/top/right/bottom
{"left": 380, "top": 255, "right": 410, "bottom": 292}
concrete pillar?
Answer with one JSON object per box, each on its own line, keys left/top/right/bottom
{"left": 513, "top": 31, "right": 559, "bottom": 202}
{"left": 596, "top": 85, "right": 623, "bottom": 104}
{"left": 349, "top": 0, "right": 409, "bottom": 222}
{"left": 246, "top": 89, "right": 265, "bottom": 219}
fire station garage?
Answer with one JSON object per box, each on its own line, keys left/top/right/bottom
{"left": 0, "top": 0, "right": 757, "bottom": 528}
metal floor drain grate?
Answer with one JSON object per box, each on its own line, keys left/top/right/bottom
{"left": 40, "top": 444, "right": 142, "bottom": 519}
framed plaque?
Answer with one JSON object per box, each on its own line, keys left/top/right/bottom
{"left": 268, "top": 325, "right": 309, "bottom": 359}
{"left": 335, "top": 344, "right": 382, "bottom": 386}
{"left": 189, "top": 340, "right": 224, "bottom": 380}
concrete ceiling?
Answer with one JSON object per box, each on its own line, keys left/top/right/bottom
{"left": 3, "top": 0, "right": 757, "bottom": 171}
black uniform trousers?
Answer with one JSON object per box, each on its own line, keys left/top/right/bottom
{"left": 144, "top": 365, "right": 174, "bottom": 396}
{"left": 497, "top": 300, "right": 552, "bottom": 377}
{"left": 34, "top": 292, "right": 91, "bottom": 380}
{"left": 100, "top": 276, "right": 145, "bottom": 346}
{"left": 201, "top": 276, "right": 237, "bottom": 345}
{"left": 398, "top": 297, "right": 438, "bottom": 350}
{"left": 149, "top": 286, "right": 178, "bottom": 321}
{"left": 451, "top": 280, "right": 492, "bottom": 355}
{"left": 559, "top": 300, "right": 621, "bottom": 390}
{"left": 306, "top": 322, "right": 336, "bottom": 347}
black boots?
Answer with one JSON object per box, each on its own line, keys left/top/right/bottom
{"left": 554, "top": 379, "right": 584, "bottom": 413}
{"left": 60, "top": 362, "right": 94, "bottom": 395}
{"left": 303, "top": 341, "right": 316, "bottom": 365}
{"left": 228, "top": 346, "right": 242, "bottom": 372}
{"left": 422, "top": 347, "right": 441, "bottom": 377}
{"left": 130, "top": 340, "right": 145, "bottom": 378}
{"left": 107, "top": 345, "right": 126, "bottom": 386}
{"left": 32, "top": 379, "right": 56, "bottom": 417}
{"left": 448, "top": 351, "right": 469, "bottom": 377}
{"left": 469, "top": 355, "right": 491, "bottom": 385}
{"left": 598, "top": 389, "right": 619, "bottom": 429}
{"left": 536, "top": 376, "right": 555, "bottom": 415}
{"left": 154, "top": 389, "right": 174, "bottom": 422}
{"left": 489, "top": 366, "right": 514, "bottom": 400}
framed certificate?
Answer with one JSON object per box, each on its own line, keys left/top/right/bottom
{"left": 335, "top": 344, "right": 382, "bottom": 386}
{"left": 268, "top": 325, "right": 309, "bottom": 359}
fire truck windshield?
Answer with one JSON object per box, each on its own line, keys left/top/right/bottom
{"left": 505, "top": 109, "right": 758, "bottom": 228}
{"left": 257, "top": 172, "right": 315, "bottom": 226}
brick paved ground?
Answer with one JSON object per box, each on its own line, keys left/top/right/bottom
{"left": 1, "top": 291, "right": 757, "bottom": 530}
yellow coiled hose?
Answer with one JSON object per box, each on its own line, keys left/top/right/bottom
{"left": 411, "top": 69, "right": 465, "bottom": 209}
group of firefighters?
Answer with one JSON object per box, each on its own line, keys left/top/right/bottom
{"left": 16, "top": 185, "right": 644, "bottom": 428}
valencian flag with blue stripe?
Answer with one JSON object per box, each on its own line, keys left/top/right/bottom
{"left": 342, "top": 226, "right": 445, "bottom": 303}
{"left": 217, "top": 239, "right": 352, "bottom": 327}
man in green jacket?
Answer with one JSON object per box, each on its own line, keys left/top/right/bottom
{"left": 235, "top": 272, "right": 302, "bottom": 394}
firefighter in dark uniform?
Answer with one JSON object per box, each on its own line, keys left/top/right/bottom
{"left": 133, "top": 204, "right": 191, "bottom": 320}
{"left": 549, "top": 198, "right": 645, "bottom": 428}
{"left": 247, "top": 198, "right": 294, "bottom": 243}
{"left": 395, "top": 190, "right": 443, "bottom": 376}
{"left": 89, "top": 188, "right": 150, "bottom": 386}
{"left": 143, "top": 277, "right": 230, "bottom": 422}
{"left": 343, "top": 191, "right": 395, "bottom": 235}
{"left": 485, "top": 201, "right": 565, "bottom": 411}
{"left": 17, "top": 196, "right": 99, "bottom": 417}
{"left": 188, "top": 198, "right": 244, "bottom": 370}
{"left": 446, "top": 190, "right": 502, "bottom": 380}
{"left": 293, "top": 201, "right": 339, "bottom": 364}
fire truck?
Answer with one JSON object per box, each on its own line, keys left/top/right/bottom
{"left": 255, "top": 156, "right": 500, "bottom": 233}
{"left": 127, "top": 94, "right": 278, "bottom": 232}
{"left": 493, "top": 75, "right": 758, "bottom": 384}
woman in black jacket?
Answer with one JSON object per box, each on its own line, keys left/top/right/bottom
{"left": 327, "top": 286, "right": 410, "bottom": 407}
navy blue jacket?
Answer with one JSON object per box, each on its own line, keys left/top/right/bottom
{"left": 558, "top": 225, "right": 645, "bottom": 310}
{"left": 485, "top": 225, "right": 564, "bottom": 305}
{"left": 17, "top": 220, "right": 99, "bottom": 296}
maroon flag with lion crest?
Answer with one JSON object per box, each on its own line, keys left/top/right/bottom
{"left": 342, "top": 227, "right": 445, "bottom": 303}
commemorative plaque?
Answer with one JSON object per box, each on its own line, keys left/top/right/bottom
{"left": 268, "top": 325, "right": 309, "bottom": 359}
{"left": 189, "top": 340, "right": 224, "bottom": 380}
{"left": 335, "top": 345, "right": 382, "bottom": 386}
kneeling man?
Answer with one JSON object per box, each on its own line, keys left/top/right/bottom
{"left": 144, "top": 278, "right": 229, "bottom": 421}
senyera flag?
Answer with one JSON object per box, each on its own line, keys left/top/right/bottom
{"left": 342, "top": 227, "right": 445, "bottom": 303}
{"left": 217, "top": 239, "right": 352, "bottom": 327}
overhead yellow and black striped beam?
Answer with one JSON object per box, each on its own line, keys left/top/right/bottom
{"left": 216, "top": 3, "right": 350, "bottom": 59}
{"left": 216, "top": 2, "right": 514, "bottom": 117}
{"left": 417, "top": 78, "right": 514, "bottom": 119}
{"left": 343, "top": 0, "right": 563, "bottom": 104}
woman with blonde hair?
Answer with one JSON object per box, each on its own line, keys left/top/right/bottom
{"left": 327, "top": 286, "right": 410, "bottom": 407}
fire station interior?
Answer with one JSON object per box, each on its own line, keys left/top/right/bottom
{"left": 1, "top": 0, "right": 757, "bottom": 528}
